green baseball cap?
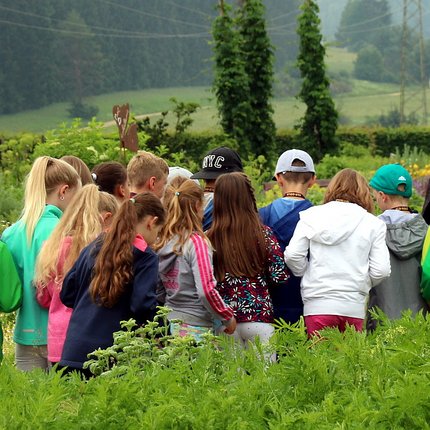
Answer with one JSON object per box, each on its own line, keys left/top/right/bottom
{"left": 369, "top": 164, "right": 412, "bottom": 198}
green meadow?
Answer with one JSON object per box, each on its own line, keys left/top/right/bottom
{"left": 0, "top": 47, "right": 427, "bottom": 134}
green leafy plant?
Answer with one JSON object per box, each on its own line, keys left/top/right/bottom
{"left": 2, "top": 312, "right": 430, "bottom": 427}
{"left": 33, "top": 118, "right": 134, "bottom": 168}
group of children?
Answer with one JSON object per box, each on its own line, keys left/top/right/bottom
{"left": 0, "top": 146, "right": 429, "bottom": 375}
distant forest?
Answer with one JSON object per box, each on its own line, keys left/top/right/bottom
{"left": 2, "top": 0, "right": 429, "bottom": 116}
{"left": 0, "top": 0, "right": 301, "bottom": 114}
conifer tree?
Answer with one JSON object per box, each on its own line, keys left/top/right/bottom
{"left": 238, "top": 0, "right": 276, "bottom": 160}
{"left": 212, "top": 1, "right": 251, "bottom": 155}
{"left": 297, "top": 0, "right": 338, "bottom": 161}
{"left": 212, "top": 0, "right": 276, "bottom": 159}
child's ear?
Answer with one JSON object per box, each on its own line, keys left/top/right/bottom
{"left": 147, "top": 216, "right": 159, "bottom": 230}
{"left": 58, "top": 184, "right": 69, "bottom": 199}
{"left": 275, "top": 173, "right": 284, "bottom": 186}
{"left": 148, "top": 176, "right": 156, "bottom": 191}
{"left": 308, "top": 174, "right": 317, "bottom": 187}
{"left": 101, "top": 212, "right": 113, "bottom": 229}
{"left": 115, "top": 184, "right": 126, "bottom": 198}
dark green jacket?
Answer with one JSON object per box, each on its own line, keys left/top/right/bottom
{"left": 0, "top": 242, "right": 22, "bottom": 361}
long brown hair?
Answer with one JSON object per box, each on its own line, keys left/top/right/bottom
{"left": 35, "top": 185, "right": 118, "bottom": 288}
{"left": 90, "top": 192, "right": 165, "bottom": 308}
{"left": 154, "top": 179, "right": 205, "bottom": 254}
{"left": 207, "top": 172, "right": 266, "bottom": 281}
{"left": 324, "top": 168, "right": 374, "bottom": 213}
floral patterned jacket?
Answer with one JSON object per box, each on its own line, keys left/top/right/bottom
{"left": 215, "top": 226, "right": 289, "bottom": 323}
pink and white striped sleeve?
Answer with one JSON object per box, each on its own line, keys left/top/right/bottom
{"left": 189, "top": 234, "right": 234, "bottom": 322}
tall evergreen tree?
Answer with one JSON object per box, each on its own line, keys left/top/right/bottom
{"left": 212, "top": 1, "right": 251, "bottom": 155}
{"left": 296, "top": 0, "right": 338, "bottom": 161}
{"left": 238, "top": 0, "right": 276, "bottom": 160}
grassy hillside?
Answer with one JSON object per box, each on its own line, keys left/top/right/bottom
{"left": 0, "top": 47, "right": 426, "bottom": 133}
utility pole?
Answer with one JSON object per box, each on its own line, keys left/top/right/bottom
{"left": 400, "top": 0, "right": 428, "bottom": 125}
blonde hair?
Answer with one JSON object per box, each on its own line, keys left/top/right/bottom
{"left": 154, "top": 179, "right": 205, "bottom": 254}
{"left": 35, "top": 184, "right": 118, "bottom": 288}
{"left": 21, "top": 156, "right": 81, "bottom": 243}
{"left": 60, "top": 155, "right": 92, "bottom": 185}
{"left": 127, "top": 151, "right": 169, "bottom": 189}
{"left": 324, "top": 168, "right": 374, "bottom": 213}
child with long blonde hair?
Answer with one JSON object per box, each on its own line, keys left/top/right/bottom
{"left": 207, "top": 173, "right": 289, "bottom": 358}
{"left": 59, "top": 192, "right": 165, "bottom": 375}
{"left": 155, "top": 179, "right": 236, "bottom": 341}
{"left": 284, "top": 168, "right": 391, "bottom": 337}
{"left": 34, "top": 184, "right": 118, "bottom": 365}
{"left": 1, "top": 156, "right": 81, "bottom": 371}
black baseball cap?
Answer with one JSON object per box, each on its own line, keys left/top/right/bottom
{"left": 190, "top": 147, "right": 243, "bottom": 180}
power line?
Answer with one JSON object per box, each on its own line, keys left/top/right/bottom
{"left": 340, "top": 4, "right": 404, "bottom": 29}
{"left": 267, "top": 21, "right": 297, "bottom": 31}
{"left": 94, "top": 0, "right": 210, "bottom": 30}
{"left": 0, "top": 5, "right": 137, "bottom": 36}
{"left": 340, "top": 22, "right": 403, "bottom": 34}
{"left": 341, "top": 8, "right": 430, "bottom": 35}
{"left": 268, "top": 10, "right": 298, "bottom": 23}
{"left": 164, "top": 1, "right": 214, "bottom": 20}
{"left": 0, "top": 18, "right": 211, "bottom": 39}
{"left": 0, "top": 5, "right": 168, "bottom": 36}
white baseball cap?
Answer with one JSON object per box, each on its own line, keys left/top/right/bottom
{"left": 168, "top": 166, "right": 199, "bottom": 185}
{"left": 274, "top": 149, "right": 315, "bottom": 177}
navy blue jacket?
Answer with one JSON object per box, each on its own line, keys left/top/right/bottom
{"left": 203, "top": 198, "right": 214, "bottom": 231}
{"left": 60, "top": 239, "right": 158, "bottom": 369}
{"left": 259, "top": 198, "right": 312, "bottom": 324}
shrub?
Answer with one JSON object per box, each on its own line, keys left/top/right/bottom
{"left": 33, "top": 118, "right": 130, "bottom": 169}
{"left": 67, "top": 101, "right": 99, "bottom": 120}
{"left": 354, "top": 44, "right": 385, "bottom": 82}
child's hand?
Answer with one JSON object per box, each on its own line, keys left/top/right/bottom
{"left": 224, "top": 317, "right": 237, "bottom": 335}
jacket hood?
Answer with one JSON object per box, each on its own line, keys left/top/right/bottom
{"left": 157, "top": 237, "right": 180, "bottom": 274}
{"left": 384, "top": 214, "right": 427, "bottom": 260}
{"left": 259, "top": 198, "right": 312, "bottom": 249}
{"left": 299, "top": 201, "right": 368, "bottom": 246}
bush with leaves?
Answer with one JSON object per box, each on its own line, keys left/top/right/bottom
{"left": 67, "top": 101, "right": 99, "bottom": 120}
{"left": 33, "top": 118, "right": 136, "bottom": 168}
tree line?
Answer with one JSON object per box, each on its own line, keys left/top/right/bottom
{"left": 0, "top": 0, "right": 300, "bottom": 115}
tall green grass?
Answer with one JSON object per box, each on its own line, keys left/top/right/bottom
{"left": 1, "top": 312, "right": 430, "bottom": 428}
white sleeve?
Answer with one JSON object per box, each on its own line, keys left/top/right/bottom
{"left": 368, "top": 223, "right": 391, "bottom": 286}
{"left": 284, "top": 220, "right": 310, "bottom": 277}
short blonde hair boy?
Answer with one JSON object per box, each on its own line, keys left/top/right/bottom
{"left": 127, "top": 151, "right": 169, "bottom": 189}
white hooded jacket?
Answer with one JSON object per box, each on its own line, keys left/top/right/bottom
{"left": 284, "top": 201, "right": 391, "bottom": 319}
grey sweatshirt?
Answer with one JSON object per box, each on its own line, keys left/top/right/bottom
{"left": 157, "top": 233, "right": 234, "bottom": 327}
{"left": 367, "top": 211, "right": 429, "bottom": 330}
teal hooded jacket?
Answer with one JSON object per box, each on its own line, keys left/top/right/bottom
{"left": 1, "top": 205, "right": 62, "bottom": 346}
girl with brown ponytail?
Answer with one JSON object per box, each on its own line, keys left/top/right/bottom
{"left": 207, "top": 172, "right": 289, "bottom": 360}
{"left": 58, "top": 192, "right": 165, "bottom": 375}
{"left": 155, "top": 179, "right": 236, "bottom": 341}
